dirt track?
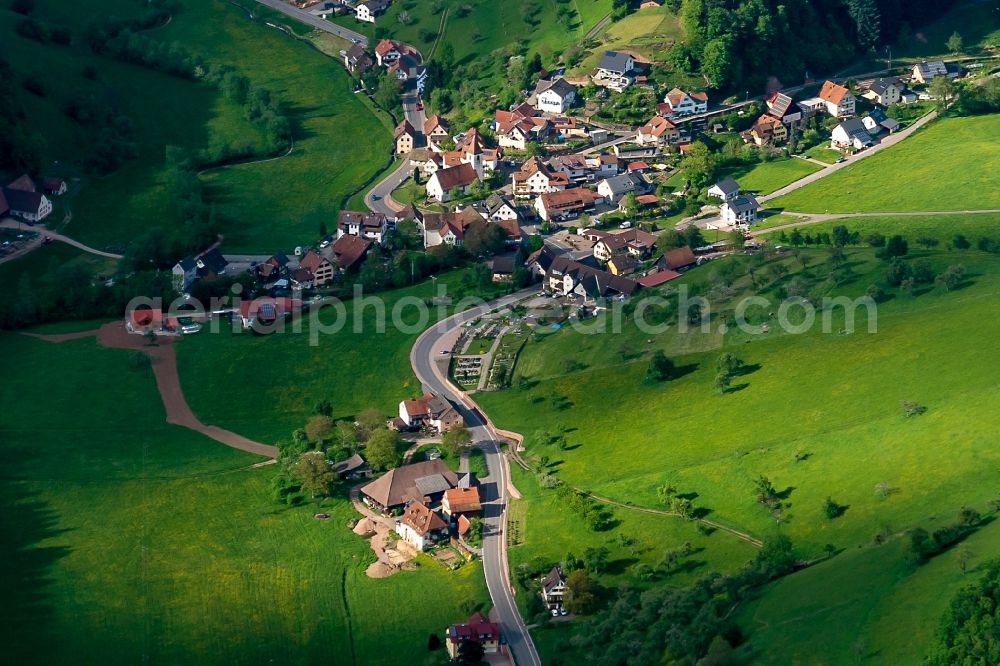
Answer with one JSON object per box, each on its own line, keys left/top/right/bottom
{"left": 26, "top": 323, "right": 277, "bottom": 459}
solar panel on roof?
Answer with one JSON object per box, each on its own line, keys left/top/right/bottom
{"left": 259, "top": 303, "right": 276, "bottom": 318}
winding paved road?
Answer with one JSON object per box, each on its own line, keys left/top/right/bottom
{"left": 252, "top": 0, "right": 368, "bottom": 45}
{"left": 411, "top": 290, "right": 540, "bottom": 666}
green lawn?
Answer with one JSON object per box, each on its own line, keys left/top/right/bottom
{"left": 736, "top": 517, "right": 1000, "bottom": 665}
{"left": 0, "top": 332, "right": 487, "bottom": 664}
{"left": 176, "top": 269, "right": 508, "bottom": 445}
{"left": 161, "top": 0, "right": 392, "bottom": 252}
{"left": 723, "top": 157, "right": 823, "bottom": 196}
{"left": 804, "top": 145, "right": 841, "bottom": 164}
{"left": 467, "top": 447, "right": 488, "bottom": 478}
{"left": 758, "top": 213, "right": 1000, "bottom": 242}
{"left": 770, "top": 115, "right": 1000, "bottom": 213}
{"left": 571, "top": 5, "right": 685, "bottom": 75}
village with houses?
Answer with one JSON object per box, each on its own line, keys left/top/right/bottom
{"left": 3, "top": 0, "right": 999, "bottom": 663}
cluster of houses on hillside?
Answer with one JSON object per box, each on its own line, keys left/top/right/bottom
{"left": 344, "top": 37, "right": 427, "bottom": 92}
{"left": 289, "top": 0, "right": 391, "bottom": 24}
{"left": 0, "top": 174, "right": 64, "bottom": 224}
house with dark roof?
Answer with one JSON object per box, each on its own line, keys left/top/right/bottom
{"left": 484, "top": 193, "right": 520, "bottom": 222}
{"left": 445, "top": 612, "right": 501, "bottom": 659}
{"left": 488, "top": 254, "right": 516, "bottom": 281}
{"left": 656, "top": 245, "right": 697, "bottom": 271}
{"left": 238, "top": 297, "right": 302, "bottom": 330}
{"left": 395, "top": 500, "right": 448, "bottom": 550}
{"left": 911, "top": 60, "right": 951, "bottom": 84}
{"left": 862, "top": 108, "right": 900, "bottom": 135}
{"left": 863, "top": 77, "right": 904, "bottom": 106}
{"left": 398, "top": 392, "right": 464, "bottom": 433}
{"left": 298, "top": 249, "right": 335, "bottom": 284}
{"left": 360, "top": 459, "right": 460, "bottom": 513}
{"left": 707, "top": 177, "right": 740, "bottom": 202}
{"left": 540, "top": 566, "right": 566, "bottom": 609}
{"left": 592, "top": 228, "right": 657, "bottom": 262}
{"left": 330, "top": 234, "right": 372, "bottom": 272}
{"left": 532, "top": 77, "right": 577, "bottom": 113}
{"left": 765, "top": 92, "right": 802, "bottom": 125}
{"left": 720, "top": 194, "right": 761, "bottom": 228}
{"left": 394, "top": 119, "right": 417, "bottom": 155}
{"left": 333, "top": 453, "right": 371, "bottom": 480}
{"left": 171, "top": 246, "right": 229, "bottom": 292}
{"left": 421, "top": 207, "right": 485, "bottom": 248}
{"left": 831, "top": 118, "right": 874, "bottom": 151}
{"left": 343, "top": 43, "right": 373, "bottom": 73}
{"left": 596, "top": 173, "right": 647, "bottom": 205}
{"left": 426, "top": 162, "right": 479, "bottom": 202}
{"left": 337, "top": 210, "right": 389, "bottom": 243}
{"left": 545, "top": 255, "right": 639, "bottom": 301}
{"left": 607, "top": 253, "right": 638, "bottom": 276}
{"left": 593, "top": 51, "right": 636, "bottom": 91}
{"left": 355, "top": 0, "right": 387, "bottom": 23}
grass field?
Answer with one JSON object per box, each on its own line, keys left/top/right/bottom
{"left": 770, "top": 115, "right": 1000, "bottom": 213}
{"left": 571, "top": 5, "right": 685, "bottom": 74}
{"left": 757, "top": 213, "right": 1000, "bottom": 240}
{"left": 176, "top": 269, "right": 508, "bottom": 445}
{"left": 736, "top": 517, "right": 1000, "bottom": 664}
{"left": 0, "top": 0, "right": 390, "bottom": 254}
{"left": 162, "top": 0, "right": 392, "bottom": 252}
{"left": 804, "top": 145, "right": 842, "bottom": 164}
{"left": 0, "top": 331, "right": 488, "bottom": 664}
{"left": 723, "top": 158, "right": 823, "bottom": 196}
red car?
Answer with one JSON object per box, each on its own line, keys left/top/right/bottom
{"left": 42, "top": 235, "right": 53, "bottom": 245}
{"left": 416, "top": 102, "right": 424, "bottom": 111}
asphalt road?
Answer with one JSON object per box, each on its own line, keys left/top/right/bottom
{"left": 411, "top": 290, "right": 541, "bottom": 666}
{"left": 0, "top": 218, "right": 123, "bottom": 263}
{"left": 252, "top": 0, "right": 368, "bottom": 46}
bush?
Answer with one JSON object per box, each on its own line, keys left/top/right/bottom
{"left": 11, "top": 0, "right": 34, "bottom": 15}
{"left": 15, "top": 17, "right": 48, "bottom": 42}
{"left": 22, "top": 75, "right": 47, "bottom": 97}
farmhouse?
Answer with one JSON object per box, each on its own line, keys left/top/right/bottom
{"left": 238, "top": 297, "right": 301, "bottom": 329}
{"left": 395, "top": 500, "right": 448, "bottom": 550}
{"left": 2, "top": 175, "right": 53, "bottom": 222}
{"left": 663, "top": 87, "right": 708, "bottom": 117}
{"left": 172, "top": 247, "right": 229, "bottom": 292}
{"left": 337, "top": 210, "right": 389, "bottom": 243}
{"left": 426, "top": 163, "right": 479, "bottom": 202}
{"left": 355, "top": 0, "right": 387, "bottom": 23}
{"left": 540, "top": 566, "right": 566, "bottom": 610}
{"left": 607, "top": 254, "right": 638, "bottom": 276}
{"left": 720, "top": 194, "right": 760, "bottom": 228}
{"left": 635, "top": 115, "right": 679, "bottom": 147}
{"left": 398, "top": 392, "right": 464, "bottom": 433}
{"left": 41, "top": 177, "right": 67, "bottom": 195}
{"left": 299, "top": 249, "right": 335, "bottom": 284}
{"left": 332, "top": 453, "right": 371, "bottom": 480}
{"left": 446, "top": 613, "right": 501, "bottom": 659}
{"left": 593, "top": 228, "right": 657, "bottom": 261}
{"left": 831, "top": 118, "right": 874, "bottom": 150}
{"left": 330, "top": 234, "right": 372, "bottom": 272}
{"left": 532, "top": 77, "right": 577, "bottom": 114}
{"left": 534, "top": 187, "right": 596, "bottom": 221}
{"left": 360, "top": 459, "right": 459, "bottom": 513}
{"left": 542, "top": 255, "right": 638, "bottom": 300}
{"left": 424, "top": 114, "right": 450, "bottom": 149}
{"left": 817, "top": 80, "right": 856, "bottom": 118}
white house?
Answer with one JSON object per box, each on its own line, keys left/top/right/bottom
{"left": 398, "top": 392, "right": 464, "bottom": 432}
{"left": 484, "top": 194, "right": 520, "bottom": 221}
{"left": 533, "top": 78, "right": 577, "bottom": 114}
{"left": 912, "top": 60, "right": 951, "bottom": 84}
{"left": 355, "top": 0, "right": 387, "bottom": 23}
{"left": 337, "top": 210, "right": 389, "bottom": 244}
{"left": 635, "top": 115, "right": 679, "bottom": 147}
{"left": 541, "top": 566, "right": 566, "bottom": 610}
{"left": 863, "top": 78, "right": 903, "bottom": 106}
{"left": 830, "top": 118, "right": 874, "bottom": 151}
{"left": 720, "top": 194, "right": 760, "bottom": 228}
{"left": 512, "top": 157, "right": 567, "bottom": 198}
{"left": 818, "top": 80, "right": 856, "bottom": 118}
{"left": 597, "top": 173, "right": 643, "bottom": 205}
{"left": 373, "top": 39, "right": 401, "bottom": 66}
{"left": 707, "top": 177, "right": 740, "bottom": 202}
{"left": 395, "top": 501, "right": 448, "bottom": 550}
{"left": 426, "top": 163, "right": 479, "bottom": 203}
{"left": 1, "top": 187, "right": 52, "bottom": 223}
{"left": 663, "top": 87, "right": 708, "bottom": 117}
{"left": 593, "top": 51, "right": 635, "bottom": 91}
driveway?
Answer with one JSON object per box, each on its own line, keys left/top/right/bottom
{"left": 0, "top": 217, "right": 124, "bottom": 263}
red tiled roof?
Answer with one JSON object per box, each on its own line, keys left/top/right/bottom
{"left": 637, "top": 269, "right": 681, "bottom": 287}
{"left": 444, "top": 487, "right": 482, "bottom": 514}
{"left": 819, "top": 80, "right": 850, "bottom": 105}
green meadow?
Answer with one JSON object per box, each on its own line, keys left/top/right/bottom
{"left": 723, "top": 157, "right": 823, "bottom": 196}
{"left": 0, "top": 329, "right": 488, "bottom": 665}
{"left": 770, "top": 115, "right": 1000, "bottom": 213}
{"left": 0, "top": 0, "right": 390, "bottom": 253}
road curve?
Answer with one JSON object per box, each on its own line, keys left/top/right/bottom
{"left": 251, "top": 0, "right": 368, "bottom": 46}
{"left": 0, "top": 218, "right": 124, "bottom": 264}
{"left": 411, "top": 290, "right": 541, "bottom": 666}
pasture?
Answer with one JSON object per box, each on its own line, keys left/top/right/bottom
{"left": 769, "top": 115, "right": 1000, "bottom": 214}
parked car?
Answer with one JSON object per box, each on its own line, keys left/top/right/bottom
{"left": 550, "top": 608, "right": 559, "bottom": 617}
{"left": 836, "top": 156, "right": 846, "bottom": 163}
{"left": 294, "top": 246, "right": 303, "bottom": 256}
{"left": 42, "top": 236, "right": 53, "bottom": 245}
{"left": 559, "top": 607, "right": 568, "bottom": 616}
